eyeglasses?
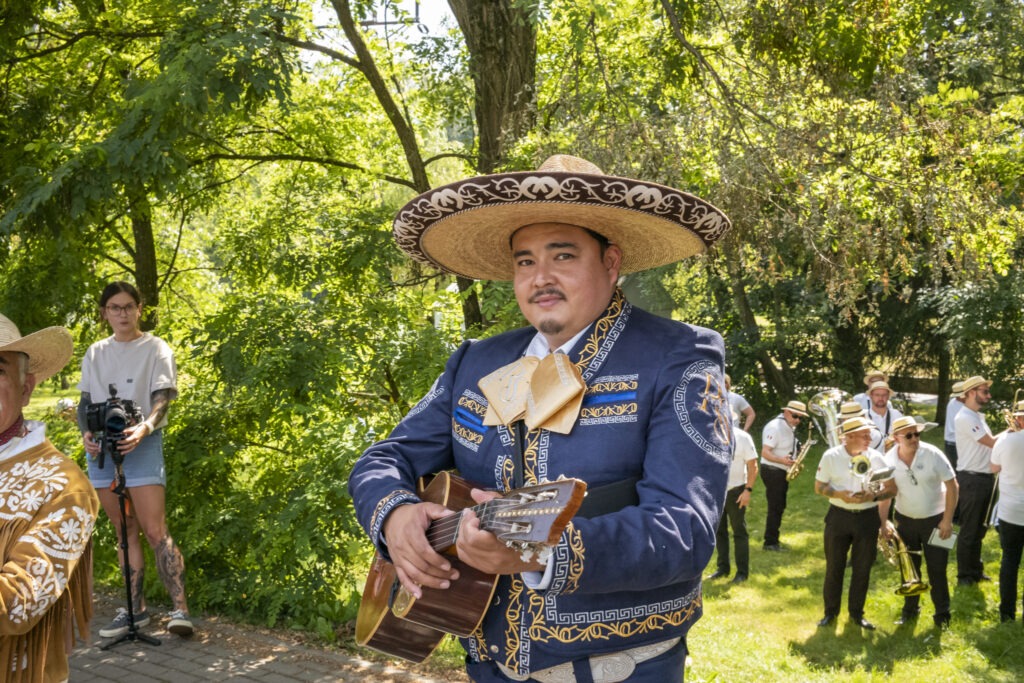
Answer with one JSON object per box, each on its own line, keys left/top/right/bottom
{"left": 901, "top": 432, "right": 920, "bottom": 440}
{"left": 904, "top": 466, "right": 919, "bottom": 486}
{"left": 105, "top": 303, "right": 138, "bottom": 316}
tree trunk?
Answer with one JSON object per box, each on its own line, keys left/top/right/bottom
{"left": 447, "top": 0, "right": 537, "bottom": 174}
{"left": 447, "top": 0, "right": 538, "bottom": 331}
{"left": 128, "top": 192, "right": 159, "bottom": 331}
{"left": 724, "top": 247, "right": 791, "bottom": 401}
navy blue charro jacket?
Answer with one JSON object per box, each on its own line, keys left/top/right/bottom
{"left": 348, "top": 291, "right": 731, "bottom": 676}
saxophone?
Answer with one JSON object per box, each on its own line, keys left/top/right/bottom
{"left": 878, "top": 527, "right": 930, "bottom": 596}
{"left": 785, "top": 423, "right": 817, "bottom": 481}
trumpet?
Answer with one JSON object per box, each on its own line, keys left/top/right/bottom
{"left": 786, "top": 422, "right": 817, "bottom": 481}
{"left": 878, "top": 527, "right": 929, "bottom": 596}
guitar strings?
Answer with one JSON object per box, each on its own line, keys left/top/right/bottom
{"left": 423, "top": 498, "right": 545, "bottom": 547}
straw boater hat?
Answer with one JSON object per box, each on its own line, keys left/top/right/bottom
{"left": 891, "top": 415, "right": 927, "bottom": 435}
{"left": 867, "top": 380, "right": 893, "bottom": 396}
{"left": 959, "top": 376, "right": 992, "bottom": 394}
{"left": 841, "top": 416, "right": 873, "bottom": 435}
{"left": 863, "top": 370, "right": 888, "bottom": 387}
{"left": 783, "top": 400, "right": 808, "bottom": 417}
{"left": 1012, "top": 400, "right": 1024, "bottom": 416}
{"left": 0, "top": 313, "right": 73, "bottom": 383}
{"left": 392, "top": 155, "right": 732, "bottom": 281}
{"left": 839, "top": 401, "right": 866, "bottom": 421}
{"left": 951, "top": 381, "right": 964, "bottom": 398}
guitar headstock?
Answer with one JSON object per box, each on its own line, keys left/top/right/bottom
{"left": 481, "top": 478, "right": 587, "bottom": 548}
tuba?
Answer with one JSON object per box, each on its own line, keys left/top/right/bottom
{"left": 878, "top": 528, "right": 930, "bottom": 596}
{"left": 808, "top": 389, "right": 851, "bottom": 449}
{"left": 785, "top": 422, "right": 817, "bottom": 481}
{"left": 849, "top": 454, "right": 894, "bottom": 494}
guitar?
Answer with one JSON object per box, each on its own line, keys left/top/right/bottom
{"left": 355, "top": 471, "right": 587, "bottom": 662}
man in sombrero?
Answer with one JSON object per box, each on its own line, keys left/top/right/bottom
{"left": 349, "top": 155, "right": 733, "bottom": 682}
{"left": 0, "top": 313, "right": 99, "bottom": 682}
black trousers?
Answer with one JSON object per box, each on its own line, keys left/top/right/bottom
{"left": 998, "top": 519, "right": 1024, "bottom": 620}
{"left": 715, "top": 485, "right": 750, "bottom": 575}
{"left": 894, "top": 511, "right": 951, "bottom": 621}
{"left": 761, "top": 466, "right": 789, "bottom": 547}
{"left": 956, "top": 471, "right": 995, "bottom": 582}
{"left": 823, "top": 506, "right": 880, "bottom": 619}
{"left": 944, "top": 441, "right": 958, "bottom": 472}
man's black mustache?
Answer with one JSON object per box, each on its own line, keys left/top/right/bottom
{"left": 529, "top": 289, "right": 566, "bottom": 304}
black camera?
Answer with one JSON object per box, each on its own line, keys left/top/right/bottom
{"left": 86, "top": 384, "right": 144, "bottom": 469}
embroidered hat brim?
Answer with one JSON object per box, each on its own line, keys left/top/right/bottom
{"left": 0, "top": 315, "right": 73, "bottom": 383}
{"left": 392, "top": 160, "right": 731, "bottom": 281}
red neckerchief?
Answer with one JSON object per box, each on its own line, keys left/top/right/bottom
{"left": 0, "top": 415, "right": 26, "bottom": 447}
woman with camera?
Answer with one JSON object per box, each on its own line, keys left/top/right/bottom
{"left": 77, "top": 281, "right": 193, "bottom": 638}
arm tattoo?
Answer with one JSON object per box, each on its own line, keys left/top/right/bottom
{"left": 148, "top": 388, "right": 173, "bottom": 426}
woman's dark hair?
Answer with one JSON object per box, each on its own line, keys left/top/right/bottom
{"left": 99, "top": 281, "right": 143, "bottom": 308}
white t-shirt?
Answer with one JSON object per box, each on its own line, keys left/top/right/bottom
{"left": 944, "top": 398, "right": 964, "bottom": 443}
{"left": 816, "top": 445, "right": 887, "bottom": 511}
{"left": 761, "top": 414, "right": 796, "bottom": 472}
{"left": 884, "top": 442, "right": 955, "bottom": 518}
{"left": 728, "top": 427, "right": 758, "bottom": 489}
{"left": 954, "top": 406, "right": 993, "bottom": 473}
{"left": 867, "top": 406, "right": 903, "bottom": 451}
{"left": 728, "top": 392, "right": 751, "bottom": 425}
{"left": 78, "top": 333, "right": 177, "bottom": 429}
{"left": 992, "top": 431, "right": 1024, "bottom": 526}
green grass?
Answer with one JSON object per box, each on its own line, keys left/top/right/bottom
{"left": 688, "top": 427, "right": 1024, "bottom": 682}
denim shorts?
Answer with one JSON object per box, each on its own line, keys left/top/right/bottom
{"left": 87, "top": 429, "right": 166, "bottom": 488}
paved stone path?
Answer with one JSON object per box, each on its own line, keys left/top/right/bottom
{"left": 70, "top": 593, "right": 466, "bottom": 682}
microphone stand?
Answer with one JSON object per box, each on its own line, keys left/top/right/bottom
{"left": 101, "top": 458, "right": 161, "bottom": 650}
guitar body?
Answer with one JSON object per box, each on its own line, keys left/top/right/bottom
{"left": 355, "top": 472, "right": 586, "bottom": 663}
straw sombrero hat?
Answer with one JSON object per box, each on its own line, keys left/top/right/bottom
{"left": 392, "top": 155, "right": 732, "bottom": 281}
{"left": 0, "top": 313, "right": 72, "bottom": 382}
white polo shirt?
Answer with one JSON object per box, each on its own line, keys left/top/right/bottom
{"left": 816, "top": 445, "right": 887, "bottom": 511}
{"left": 868, "top": 406, "right": 902, "bottom": 451}
{"left": 761, "top": 414, "right": 796, "bottom": 472}
{"left": 955, "top": 406, "right": 993, "bottom": 473}
{"left": 992, "top": 431, "right": 1024, "bottom": 526}
{"left": 884, "top": 442, "right": 955, "bottom": 518}
{"left": 728, "top": 427, "right": 758, "bottom": 489}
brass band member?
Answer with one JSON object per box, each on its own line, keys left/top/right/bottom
{"left": 725, "top": 374, "right": 756, "bottom": 432}
{"left": 991, "top": 399, "right": 1024, "bottom": 622}
{"left": 709, "top": 420, "right": 759, "bottom": 583}
{"left": 954, "top": 375, "right": 997, "bottom": 586}
{"left": 814, "top": 417, "right": 895, "bottom": 630}
{"left": 944, "top": 381, "right": 965, "bottom": 471}
{"left": 880, "top": 416, "right": 958, "bottom": 628}
{"left": 760, "top": 400, "right": 808, "bottom": 551}
{"left": 866, "top": 381, "right": 903, "bottom": 451}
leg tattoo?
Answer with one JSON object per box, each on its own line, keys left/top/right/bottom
{"left": 155, "top": 536, "right": 188, "bottom": 610}
{"left": 130, "top": 566, "right": 145, "bottom": 613}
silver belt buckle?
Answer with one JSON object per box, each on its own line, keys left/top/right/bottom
{"left": 590, "top": 651, "right": 636, "bottom": 682}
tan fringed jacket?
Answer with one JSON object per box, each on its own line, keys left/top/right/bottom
{"left": 1, "top": 425, "right": 99, "bottom": 683}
